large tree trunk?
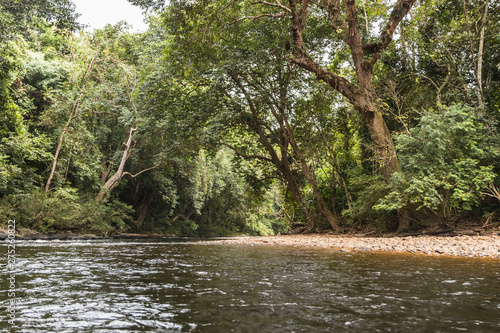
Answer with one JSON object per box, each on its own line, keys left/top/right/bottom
{"left": 356, "top": 100, "right": 399, "bottom": 183}
{"left": 287, "top": 0, "right": 416, "bottom": 230}
{"left": 287, "top": 0, "right": 409, "bottom": 182}
{"left": 96, "top": 124, "right": 136, "bottom": 201}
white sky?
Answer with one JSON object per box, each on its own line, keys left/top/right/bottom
{"left": 72, "top": 0, "right": 148, "bottom": 32}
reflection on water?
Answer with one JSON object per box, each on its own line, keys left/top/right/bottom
{"left": 1, "top": 240, "right": 499, "bottom": 332}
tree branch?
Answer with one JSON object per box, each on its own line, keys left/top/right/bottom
{"left": 171, "top": 199, "right": 194, "bottom": 222}
{"left": 364, "top": 0, "right": 417, "bottom": 65}
{"left": 228, "top": 70, "right": 283, "bottom": 166}
{"left": 123, "top": 165, "right": 159, "bottom": 179}
{"left": 289, "top": 0, "right": 304, "bottom": 50}
{"left": 236, "top": 12, "right": 287, "bottom": 22}
{"left": 292, "top": 54, "right": 360, "bottom": 102}
{"left": 313, "top": 0, "right": 347, "bottom": 32}
{"left": 203, "top": 0, "right": 236, "bottom": 40}
{"left": 482, "top": 183, "right": 500, "bottom": 203}
{"left": 344, "top": 0, "right": 364, "bottom": 70}
{"left": 300, "top": 0, "right": 310, "bottom": 30}
{"left": 289, "top": 0, "right": 359, "bottom": 101}
{"left": 223, "top": 143, "right": 273, "bottom": 162}
{"left": 252, "top": 0, "right": 291, "bottom": 13}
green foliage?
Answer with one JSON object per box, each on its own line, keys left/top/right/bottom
{"left": 184, "top": 148, "right": 284, "bottom": 236}
{"left": 0, "top": 40, "right": 26, "bottom": 135}
{"left": 23, "top": 52, "right": 68, "bottom": 90}
{"left": 342, "top": 174, "right": 395, "bottom": 229}
{"left": 242, "top": 212, "right": 276, "bottom": 236}
{"left": 139, "top": 147, "right": 286, "bottom": 236}
{"left": 0, "top": 131, "right": 53, "bottom": 195}
{"left": 0, "top": 188, "right": 131, "bottom": 234}
{"left": 375, "top": 104, "right": 496, "bottom": 219}
{"left": 1, "top": 0, "right": 500, "bottom": 236}
{"left": 0, "top": 0, "right": 82, "bottom": 34}
{"left": 0, "top": 39, "right": 55, "bottom": 195}
{"left": 21, "top": 51, "right": 69, "bottom": 115}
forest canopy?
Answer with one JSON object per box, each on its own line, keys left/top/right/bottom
{"left": 1, "top": 0, "right": 499, "bottom": 236}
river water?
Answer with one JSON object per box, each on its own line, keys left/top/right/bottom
{"left": 1, "top": 239, "right": 499, "bottom": 332}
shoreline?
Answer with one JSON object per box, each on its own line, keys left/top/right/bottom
{"left": 2, "top": 227, "right": 499, "bottom": 259}
{"left": 196, "top": 234, "right": 500, "bottom": 259}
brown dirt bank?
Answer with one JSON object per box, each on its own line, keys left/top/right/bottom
{"left": 196, "top": 234, "right": 500, "bottom": 258}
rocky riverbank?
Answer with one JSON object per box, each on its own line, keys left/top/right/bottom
{"left": 2, "top": 225, "right": 499, "bottom": 258}
{"left": 197, "top": 234, "right": 500, "bottom": 258}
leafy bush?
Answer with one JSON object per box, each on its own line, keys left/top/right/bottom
{"left": 0, "top": 188, "right": 132, "bottom": 234}
{"left": 374, "top": 104, "right": 496, "bottom": 220}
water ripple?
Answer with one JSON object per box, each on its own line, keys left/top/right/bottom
{"left": 0, "top": 240, "right": 499, "bottom": 332}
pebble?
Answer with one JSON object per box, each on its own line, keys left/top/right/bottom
{"left": 199, "top": 234, "right": 500, "bottom": 258}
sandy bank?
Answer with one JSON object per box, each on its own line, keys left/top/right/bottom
{"left": 197, "top": 234, "right": 500, "bottom": 258}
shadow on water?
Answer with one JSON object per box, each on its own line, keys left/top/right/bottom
{"left": 1, "top": 239, "right": 499, "bottom": 332}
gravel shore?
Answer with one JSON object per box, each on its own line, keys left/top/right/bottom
{"left": 198, "top": 234, "right": 500, "bottom": 258}
{"left": 2, "top": 226, "right": 498, "bottom": 258}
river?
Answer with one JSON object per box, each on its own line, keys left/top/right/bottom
{"left": 1, "top": 239, "right": 499, "bottom": 332}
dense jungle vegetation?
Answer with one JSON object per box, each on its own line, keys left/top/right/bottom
{"left": 1, "top": 0, "right": 499, "bottom": 236}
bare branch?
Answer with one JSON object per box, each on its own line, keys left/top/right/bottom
{"left": 123, "top": 165, "right": 159, "bottom": 179}
{"left": 171, "top": 199, "right": 194, "bottom": 222}
{"left": 482, "top": 183, "right": 500, "bottom": 203}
